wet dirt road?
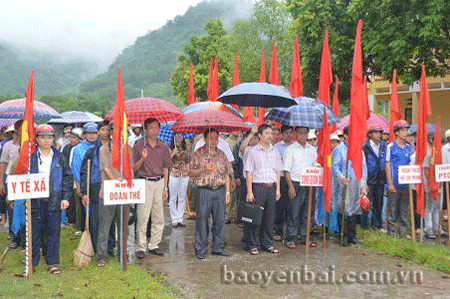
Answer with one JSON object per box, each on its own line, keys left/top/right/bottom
{"left": 137, "top": 214, "right": 450, "bottom": 299}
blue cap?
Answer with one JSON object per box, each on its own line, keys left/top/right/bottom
{"left": 83, "top": 122, "right": 98, "bottom": 133}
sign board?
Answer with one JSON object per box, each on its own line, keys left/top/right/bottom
{"left": 435, "top": 164, "right": 450, "bottom": 182}
{"left": 103, "top": 179, "right": 146, "bottom": 205}
{"left": 7, "top": 173, "right": 50, "bottom": 201}
{"left": 398, "top": 165, "right": 422, "bottom": 184}
{"left": 300, "top": 167, "right": 323, "bottom": 187}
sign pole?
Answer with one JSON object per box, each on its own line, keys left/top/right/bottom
{"left": 446, "top": 182, "right": 450, "bottom": 245}
{"left": 305, "top": 186, "right": 313, "bottom": 254}
{"left": 25, "top": 198, "right": 32, "bottom": 278}
{"left": 409, "top": 185, "right": 415, "bottom": 241}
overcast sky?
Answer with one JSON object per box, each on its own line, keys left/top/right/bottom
{"left": 0, "top": 0, "right": 205, "bottom": 67}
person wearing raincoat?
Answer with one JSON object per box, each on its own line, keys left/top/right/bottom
{"left": 332, "top": 127, "right": 367, "bottom": 246}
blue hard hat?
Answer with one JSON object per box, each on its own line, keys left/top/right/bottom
{"left": 83, "top": 122, "right": 98, "bottom": 133}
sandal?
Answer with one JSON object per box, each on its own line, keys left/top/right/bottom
{"left": 306, "top": 241, "right": 318, "bottom": 248}
{"left": 265, "top": 247, "right": 279, "bottom": 254}
{"left": 47, "top": 265, "right": 61, "bottom": 275}
{"left": 285, "top": 241, "right": 296, "bottom": 249}
{"left": 97, "top": 259, "right": 106, "bottom": 267}
{"left": 273, "top": 235, "right": 282, "bottom": 242}
{"left": 249, "top": 248, "right": 259, "bottom": 255}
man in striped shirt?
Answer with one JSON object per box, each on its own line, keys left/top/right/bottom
{"left": 244, "top": 124, "right": 282, "bottom": 255}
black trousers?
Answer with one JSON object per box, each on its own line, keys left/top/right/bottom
{"left": 286, "top": 182, "right": 309, "bottom": 242}
{"left": 245, "top": 183, "right": 276, "bottom": 250}
{"left": 195, "top": 187, "right": 226, "bottom": 255}
{"left": 338, "top": 213, "right": 357, "bottom": 241}
{"left": 274, "top": 177, "right": 289, "bottom": 236}
{"left": 32, "top": 200, "right": 61, "bottom": 267}
{"left": 367, "top": 184, "right": 385, "bottom": 229}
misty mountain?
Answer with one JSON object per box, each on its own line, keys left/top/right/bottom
{"left": 79, "top": 0, "right": 253, "bottom": 100}
{"left": 0, "top": 42, "right": 99, "bottom": 97}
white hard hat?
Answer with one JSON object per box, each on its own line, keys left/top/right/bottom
{"left": 445, "top": 129, "right": 450, "bottom": 139}
{"left": 4, "top": 125, "right": 14, "bottom": 133}
{"left": 71, "top": 128, "right": 83, "bottom": 138}
{"left": 330, "top": 134, "right": 340, "bottom": 141}
{"left": 307, "top": 131, "right": 317, "bottom": 140}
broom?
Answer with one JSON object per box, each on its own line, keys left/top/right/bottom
{"left": 74, "top": 159, "right": 94, "bottom": 267}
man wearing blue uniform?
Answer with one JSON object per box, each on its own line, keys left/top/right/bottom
{"left": 385, "top": 120, "right": 412, "bottom": 237}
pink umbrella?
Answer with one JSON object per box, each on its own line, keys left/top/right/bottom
{"left": 337, "top": 111, "right": 389, "bottom": 132}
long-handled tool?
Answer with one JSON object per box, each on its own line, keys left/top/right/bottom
{"left": 74, "top": 160, "right": 94, "bottom": 267}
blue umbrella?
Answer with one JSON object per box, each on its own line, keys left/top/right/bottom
{"left": 265, "top": 97, "right": 340, "bottom": 129}
{"left": 159, "top": 121, "right": 197, "bottom": 145}
{"left": 218, "top": 82, "right": 296, "bottom": 108}
{"left": 48, "top": 111, "right": 103, "bottom": 124}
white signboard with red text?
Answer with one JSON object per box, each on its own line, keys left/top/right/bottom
{"left": 299, "top": 167, "right": 323, "bottom": 187}
{"left": 103, "top": 179, "right": 146, "bottom": 205}
{"left": 398, "top": 165, "right": 422, "bottom": 184}
{"left": 435, "top": 164, "right": 450, "bottom": 182}
{"left": 7, "top": 173, "right": 50, "bottom": 201}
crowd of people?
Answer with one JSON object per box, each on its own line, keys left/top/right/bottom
{"left": 0, "top": 116, "right": 448, "bottom": 273}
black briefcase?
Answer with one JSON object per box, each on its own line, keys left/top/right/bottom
{"left": 240, "top": 203, "right": 264, "bottom": 226}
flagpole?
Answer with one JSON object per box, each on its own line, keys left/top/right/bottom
{"left": 340, "top": 161, "right": 349, "bottom": 245}
{"left": 322, "top": 197, "right": 326, "bottom": 247}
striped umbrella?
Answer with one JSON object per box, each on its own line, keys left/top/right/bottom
{"left": 265, "top": 97, "right": 340, "bottom": 128}
{"left": 0, "top": 98, "right": 61, "bottom": 120}
{"left": 337, "top": 111, "right": 388, "bottom": 132}
{"left": 105, "top": 97, "right": 183, "bottom": 124}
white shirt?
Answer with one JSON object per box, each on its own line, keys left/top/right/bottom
{"left": 194, "top": 137, "right": 234, "bottom": 162}
{"left": 283, "top": 141, "right": 318, "bottom": 182}
{"left": 443, "top": 143, "right": 450, "bottom": 165}
{"left": 0, "top": 140, "right": 20, "bottom": 175}
{"left": 369, "top": 139, "right": 380, "bottom": 157}
{"left": 38, "top": 148, "right": 54, "bottom": 175}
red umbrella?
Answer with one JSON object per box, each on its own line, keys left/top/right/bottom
{"left": 172, "top": 109, "right": 249, "bottom": 133}
{"left": 336, "top": 111, "right": 388, "bottom": 132}
{"left": 105, "top": 97, "right": 183, "bottom": 124}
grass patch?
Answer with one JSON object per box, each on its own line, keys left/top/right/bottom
{"left": 0, "top": 227, "right": 181, "bottom": 298}
{"left": 360, "top": 229, "right": 450, "bottom": 272}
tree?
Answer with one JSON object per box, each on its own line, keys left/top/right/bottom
{"left": 170, "top": 19, "right": 232, "bottom": 103}
{"left": 348, "top": 0, "right": 450, "bottom": 83}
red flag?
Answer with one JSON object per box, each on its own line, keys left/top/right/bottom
{"left": 243, "top": 107, "right": 256, "bottom": 124}
{"left": 212, "top": 56, "right": 219, "bottom": 101}
{"left": 415, "top": 64, "right": 432, "bottom": 217}
{"left": 428, "top": 116, "right": 442, "bottom": 200}
{"left": 318, "top": 31, "right": 332, "bottom": 105}
{"left": 112, "top": 67, "right": 132, "bottom": 186}
{"left": 332, "top": 77, "right": 340, "bottom": 132}
{"left": 389, "top": 69, "right": 401, "bottom": 142}
{"left": 207, "top": 58, "right": 214, "bottom": 101}
{"left": 290, "top": 33, "right": 303, "bottom": 97}
{"left": 269, "top": 40, "right": 279, "bottom": 86}
{"left": 188, "top": 63, "right": 196, "bottom": 105}
{"left": 347, "top": 19, "right": 367, "bottom": 181}
{"left": 15, "top": 70, "right": 36, "bottom": 174}
{"left": 231, "top": 53, "right": 239, "bottom": 110}
{"left": 320, "top": 108, "right": 332, "bottom": 213}
{"left": 258, "top": 48, "right": 266, "bottom": 125}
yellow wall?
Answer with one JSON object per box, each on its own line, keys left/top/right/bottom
{"left": 369, "top": 74, "right": 450, "bottom": 130}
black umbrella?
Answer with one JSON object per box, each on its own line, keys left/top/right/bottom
{"left": 218, "top": 82, "right": 296, "bottom": 108}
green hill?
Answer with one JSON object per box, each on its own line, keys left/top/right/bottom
{"left": 79, "top": 0, "right": 245, "bottom": 100}
{"left": 0, "top": 43, "right": 97, "bottom": 98}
